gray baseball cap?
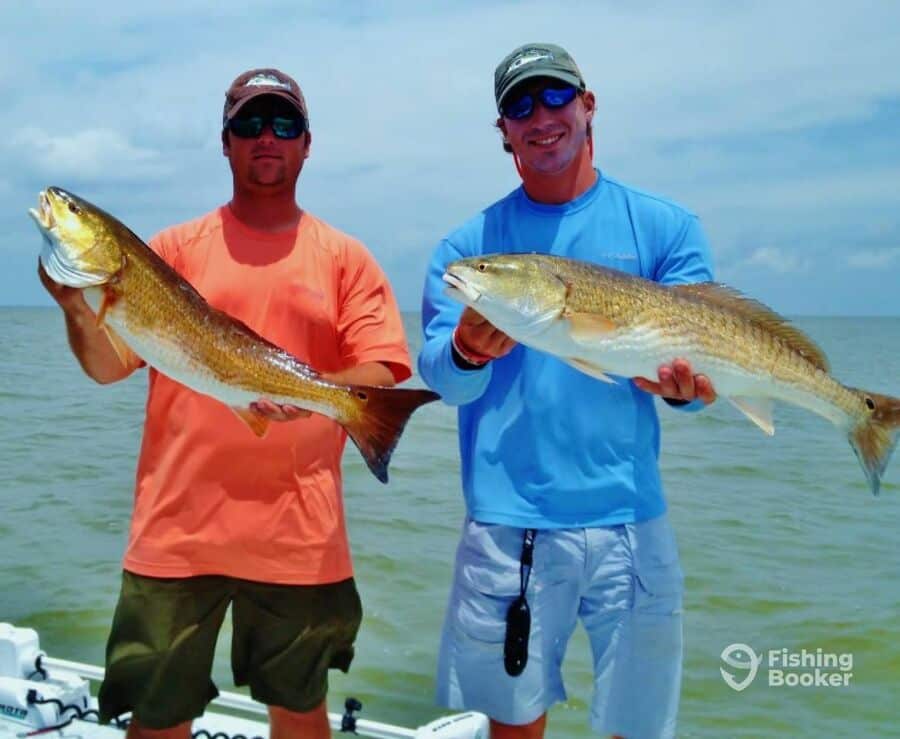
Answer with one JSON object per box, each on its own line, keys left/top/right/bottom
{"left": 494, "top": 43, "right": 586, "bottom": 112}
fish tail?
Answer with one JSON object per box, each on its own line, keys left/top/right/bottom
{"left": 342, "top": 386, "right": 440, "bottom": 483}
{"left": 847, "top": 389, "right": 900, "bottom": 496}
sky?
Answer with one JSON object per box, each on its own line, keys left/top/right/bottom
{"left": 2, "top": 1, "right": 899, "bottom": 314}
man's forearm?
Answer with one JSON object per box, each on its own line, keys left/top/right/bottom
{"left": 418, "top": 333, "right": 494, "bottom": 406}
{"left": 326, "top": 361, "right": 396, "bottom": 387}
{"left": 62, "top": 305, "right": 134, "bottom": 384}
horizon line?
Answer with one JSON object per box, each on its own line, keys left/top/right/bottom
{"left": 4, "top": 304, "right": 900, "bottom": 320}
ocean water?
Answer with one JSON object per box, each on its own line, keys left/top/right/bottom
{"left": 1, "top": 309, "right": 898, "bottom": 738}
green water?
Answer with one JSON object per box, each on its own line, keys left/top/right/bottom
{"left": 1, "top": 309, "right": 898, "bottom": 737}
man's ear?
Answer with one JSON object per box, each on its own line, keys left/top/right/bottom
{"left": 583, "top": 91, "right": 596, "bottom": 123}
{"left": 222, "top": 129, "right": 230, "bottom": 156}
{"left": 303, "top": 130, "right": 312, "bottom": 159}
{"left": 497, "top": 117, "right": 508, "bottom": 141}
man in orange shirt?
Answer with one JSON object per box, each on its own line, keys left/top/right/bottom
{"left": 38, "top": 68, "right": 412, "bottom": 739}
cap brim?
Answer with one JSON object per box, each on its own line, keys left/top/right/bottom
{"left": 225, "top": 90, "right": 306, "bottom": 121}
{"left": 496, "top": 69, "right": 584, "bottom": 111}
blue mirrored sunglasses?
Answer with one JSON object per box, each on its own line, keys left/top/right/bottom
{"left": 227, "top": 115, "right": 306, "bottom": 140}
{"left": 500, "top": 84, "right": 578, "bottom": 121}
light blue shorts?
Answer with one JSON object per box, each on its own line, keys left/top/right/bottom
{"left": 435, "top": 514, "right": 684, "bottom": 738}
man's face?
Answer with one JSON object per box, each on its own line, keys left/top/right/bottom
{"left": 498, "top": 77, "right": 595, "bottom": 176}
{"left": 223, "top": 95, "right": 311, "bottom": 190}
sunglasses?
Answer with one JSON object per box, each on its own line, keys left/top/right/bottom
{"left": 227, "top": 115, "right": 306, "bottom": 140}
{"left": 500, "top": 84, "right": 578, "bottom": 121}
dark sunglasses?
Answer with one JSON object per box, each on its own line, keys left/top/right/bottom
{"left": 227, "top": 115, "right": 306, "bottom": 140}
{"left": 500, "top": 84, "right": 578, "bottom": 121}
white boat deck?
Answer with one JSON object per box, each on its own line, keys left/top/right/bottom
{"left": 0, "top": 625, "right": 488, "bottom": 739}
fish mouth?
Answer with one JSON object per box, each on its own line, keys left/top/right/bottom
{"left": 442, "top": 271, "right": 482, "bottom": 304}
{"left": 28, "top": 190, "right": 54, "bottom": 233}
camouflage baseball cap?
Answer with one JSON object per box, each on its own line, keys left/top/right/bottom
{"left": 223, "top": 68, "right": 308, "bottom": 126}
{"left": 494, "top": 43, "right": 586, "bottom": 112}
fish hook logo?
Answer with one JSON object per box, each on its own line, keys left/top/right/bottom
{"left": 720, "top": 643, "right": 761, "bottom": 691}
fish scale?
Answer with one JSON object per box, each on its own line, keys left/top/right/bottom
{"left": 560, "top": 264, "right": 864, "bottom": 422}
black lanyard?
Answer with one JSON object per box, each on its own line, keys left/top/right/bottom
{"left": 519, "top": 528, "right": 535, "bottom": 594}
{"left": 504, "top": 528, "right": 536, "bottom": 677}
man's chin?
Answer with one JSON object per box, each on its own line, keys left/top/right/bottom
{"left": 249, "top": 170, "right": 288, "bottom": 187}
{"left": 521, "top": 153, "right": 574, "bottom": 176}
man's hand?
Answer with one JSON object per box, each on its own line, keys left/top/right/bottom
{"left": 633, "top": 358, "right": 717, "bottom": 405}
{"left": 455, "top": 306, "right": 516, "bottom": 362}
{"left": 38, "top": 261, "right": 90, "bottom": 314}
{"left": 38, "top": 259, "right": 137, "bottom": 384}
{"left": 250, "top": 399, "right": 312, "bottom": 422}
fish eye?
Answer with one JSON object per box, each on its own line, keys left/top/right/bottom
{"left": 67, "top": 201, "right": 81, "bottom": 214}
{"left": 865, "top": 397, "right": 876, "bottom": 411}
{"left": 477, "top": 263, "right": 487, "bottom": 272}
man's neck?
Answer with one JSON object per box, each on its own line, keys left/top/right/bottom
{"left": 519, "top": 146, "right": 597, "bottom": 205}
{"left": 227, "top": 191, "right": 303, "bottom": 233}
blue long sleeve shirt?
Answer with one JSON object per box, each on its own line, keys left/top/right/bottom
{"left": 419, "top": 171, "right": 714, "bottom": 528}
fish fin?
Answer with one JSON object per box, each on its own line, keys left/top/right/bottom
{"left": 341, "top": 386, "right": 440, "bottom": 483}
{"left": 232, "top": 407, "right": 271, "bottom": 438}
{"left": 100, "top": 325, "right": 135, "bottom": 369}
{"left": 565, "top": 311, "right": 619, "bottom": 345}
{"left": 672, "top": 283, "right": 830, "bottom": 372}
{"left": 564, "top": 357, "right": 616, "bottom": 383}
{"left": 847, "top": 388, "right": 900, "bottom": 496}
{"left": 728, "top": 395, "right": 775, "bottom": 435}
{"left": 95, "top": 286, "right": 118, "bottom": 328}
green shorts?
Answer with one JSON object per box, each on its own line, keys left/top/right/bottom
{"left": 98, "top": 570, "right": 362, "bottom": 729}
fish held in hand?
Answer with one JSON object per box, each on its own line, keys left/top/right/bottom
{"left": 30, "top": 186, "right": 439, "bottom": 483}
{"left": 443, "top": 252, "right": 900, "bottom": 495}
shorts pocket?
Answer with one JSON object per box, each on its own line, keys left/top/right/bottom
{"left": 453, "top": 522, "right": 523, "bottom": 645}
{"left": 628, "top": 516, "right": 684, "bottom": 617}
{"left": 633, "top": 561, "right": 684, "bottom": 616}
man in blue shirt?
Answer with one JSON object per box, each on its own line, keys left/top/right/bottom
{"left": 419, "top": 43, "right": 716, "bottom": 739}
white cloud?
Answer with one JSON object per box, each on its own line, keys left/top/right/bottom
{"left": 11, "top": 128, "right": 172, "bottom": 183}
{"left": 0, "top": 1, "right": 899, "bottom": 313}
{"left": 743, "top": 246, "right": 810, "bottom": 274}
{"left": 847, "top": 248, "right": 900, "bottom": 269}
